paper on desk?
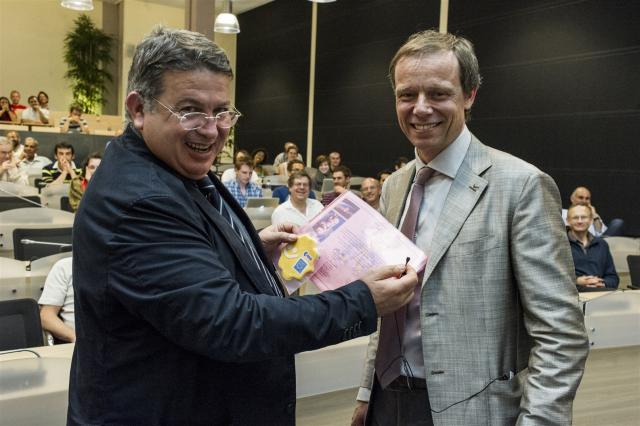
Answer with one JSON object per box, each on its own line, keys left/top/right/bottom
{"left": 276, "top": 191, "right": 427, "bottom": 294}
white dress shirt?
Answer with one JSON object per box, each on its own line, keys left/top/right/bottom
{"left": 271, "top": 198, "right": 324, "bottom": 227}
{"left": 400, "top": 125, "right": 472, "bottom": 379}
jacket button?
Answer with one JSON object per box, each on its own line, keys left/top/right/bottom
{"left": 286, "top": 402, "right": 295, "bottom": 414}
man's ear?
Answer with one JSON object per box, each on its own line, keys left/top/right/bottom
{"left": 125, "top": 92, "right": 146, "bottom": 130}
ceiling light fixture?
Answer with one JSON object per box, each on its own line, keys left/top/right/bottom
{"left": 61, "top": 0, "right": 94, "bottom": 11}
{"left": 308, "top": 0, "right": 337, "bottom": 3}
{"left": 214, "top": 0, "right": 240, "bottom": 34}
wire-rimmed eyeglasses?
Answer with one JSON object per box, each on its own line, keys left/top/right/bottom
{"left": 152, "top": 97, "right": 241, "bottom": 130}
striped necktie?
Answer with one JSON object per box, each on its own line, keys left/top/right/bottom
{"left": 197, "top": 176, "right": 283, "bottom": 297}
{"left": 375, "top": 166, "right": 433, "bottom": 388}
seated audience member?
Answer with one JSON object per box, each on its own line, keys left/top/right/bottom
{"left": 313, "top": 154, "right": 331, "bottom": 191}
{"left": 220, "top": 149, "right": 260, "bottom": 184}
{"left": 272, "top": 159, "right": 317, "bottom": 203}
{"left": 42, "top": 142, "right": 81, "bottom": 185}
{"left": 60, "top": 104, "right": 91, "bottom": 134}
{"left": 329, "top": 151, "right": 341, "bottom": 171}
{"left": 562, "top": 186, "right": 624, "bottom": 237}
{"left": 38, "top": 91, "right": 50, "bottom": 110}
{"left": 394, "top": 156, "right": 409, "bottom": 170}
{"left": 0, "top": 96, "right": 18, "bottom": 123}
{"left": 567, "top": 204, "right": 619, "bottom": 291}
{"left": 9, "top": 90, "right": 27, "bottom": 111}
{"left": 273, "top": 141, "right": 303, "bottom": 169}
{"left": 360, "top": 177, "right": 382, "bottom": 210}
{"left": 39, "top": 257, "right": 76, "bottom": 343}
{"left": 276, "top": 144, "right": 301, "bottom": 176}
{"left": 5, "top": 130, "right": 23, "bottom": 161}
{"left": 0, "top": 136, "right": 28, "bottom": 185}
{"left": 21, "top": 95, "right": 50, "bottom": 124}
{"left": 69, "top": 152, "right": 102, "bottom": 212}
{"left": 321, "top": 165, "right": 358, "bottom": 206}
{"left": 271, "top": 171, "right": 324, "bottom": 227}
{"left": 251, "top": 147, "right": 269, "bottom": 177}
{"left": 224, "top": 158, "right": 262, "bottom": 208}
{"left": 377, "top": 169, "right": 392, "bottom": 186}
{"left": 19, "top": 137, "right": 52, "bottom": 170}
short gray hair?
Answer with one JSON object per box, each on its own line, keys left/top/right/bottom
{"left": 0, "top": 137, "right": 11, "bottom": 148}
{"left": 126, "top": 26, "right": 234, "bottom": 120}
{"left": 389, "top": 30, "right": 482, "bottom": 116}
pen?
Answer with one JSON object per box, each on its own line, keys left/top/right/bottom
{"left": 401, "top": 257, "right": 410, "bottom": 277}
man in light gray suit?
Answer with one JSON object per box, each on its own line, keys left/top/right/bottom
{"left": 351, "top": 30, "right": 589, "bottom": 426}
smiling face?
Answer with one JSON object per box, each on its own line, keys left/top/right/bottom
{"left": 23, "top": 138, "right": 38, "bottom": 160}
{"left": 289, "top": 175, "right": 310, "bottom": 203}
{"left": 567, "top": 205, "right": 592, "bottom": 234}
{"left": 394, "top": 51, "right": 476, "bottom": 163}
{"left": 127, "top": 69, "right": 232, "bottom": 180}
{"left": 361, "top": 178, "right": 381, "bottom": 205}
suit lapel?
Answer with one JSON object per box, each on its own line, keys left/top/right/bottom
{"left": 385, "top": 162, "right": 416, "bottom": 228}
{"left": 423, "top": 137, "right": 491, "bottom": 281}
{"left": 186, "top": 175, "right": 278, "bottom": 296}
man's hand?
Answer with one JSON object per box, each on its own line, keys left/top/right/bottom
{"left": 576, "top": 275, "right": 605, "bottom": 287}
{"left": 334, "top": 185, "right": 348, "bottom": 194}
{"left": 351, "top": 401, "right": 368, "bottom": 426}
{"left": 1, "top": 160, "right": 13, "bottom": 172}
{"left": 361, "top": 264, "right": 418, "bottom": 316}
{"left": 259, "top": 223, "right": 298, "bottom": 257}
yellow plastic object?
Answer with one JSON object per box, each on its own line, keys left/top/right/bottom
{"left": 278, "top": 234, "right": 319, "bottom": 281}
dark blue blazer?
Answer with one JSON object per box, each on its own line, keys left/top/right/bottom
{"left": 68, "top": 126, "right": 377, "bottom": 425}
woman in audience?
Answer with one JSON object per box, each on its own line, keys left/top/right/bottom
{"left": 0, "top": 97, "right": 18, "bottom": 122}
{"left": 69, "top": 152, "right": 102, "bottom": 211}
{"left": 277, "top": 144, "right": 300, "bottom": 177}
{"left": 271, "top": 171, "right": 323, "bottom": 227}
{"left": 38, "top": 91, "right": 50, "bottom": 110}
{"left": 313, "top": 154, "right": 331, "bottom": 191}
{"left": 251, "top": 147, "right": 269, "bottom": 177}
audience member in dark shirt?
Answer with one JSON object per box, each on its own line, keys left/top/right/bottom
{"left": 42, "top": 142, "right": 82, "bottom": 185}
{"left": 566, "top": 204, "right": 619, "bottom": 291}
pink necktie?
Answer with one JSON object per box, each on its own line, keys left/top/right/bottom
{"left": 375, "top": 166, "right": 433, "bottom": 388}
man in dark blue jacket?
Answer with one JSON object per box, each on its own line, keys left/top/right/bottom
{"left": 566, "top": 204, "right": 619, "bottom": 291}
{"left": 68, "top": 27, "right": 418, "bottom": 425}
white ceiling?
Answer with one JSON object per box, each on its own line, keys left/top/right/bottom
{"left": 100, "top": 0, "right": 273, "bottom": 14}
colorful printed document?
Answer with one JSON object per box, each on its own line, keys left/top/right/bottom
{"left": 276, "top": 191, "right": 427, "bottom": 294}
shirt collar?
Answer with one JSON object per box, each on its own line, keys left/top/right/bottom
{"left": 414, "top": 125, "right": 471, "bottom": 180}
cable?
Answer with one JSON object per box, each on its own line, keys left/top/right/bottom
{"left": 430, "top": 373, "right": 510, "bottom": 414}
{"left": 0, "top": 348, "right": 41, "bottom": 358}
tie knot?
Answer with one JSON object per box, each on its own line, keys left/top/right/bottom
{"left": 414, "top": 167, "right": 433, "bottom": 186}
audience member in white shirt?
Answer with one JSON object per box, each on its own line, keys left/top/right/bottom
{"left": 19, "top": 137, "right": 52, "bottom": 170}
{"left": 21, "top": 95, "right": 50, "bottom": 124}
{"left": 220, "top": 149, "right": 260, "bottom": 184}
{"left": 271, "top": 171, "right": 323, "bottom": 227}
{"left": 39, "top": 257, "right": 76, "bottom": 343}
{"left": 0, "top": 136, "right": 28, "bottom": 185}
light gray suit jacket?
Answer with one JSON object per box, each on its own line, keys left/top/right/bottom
{"left": 361, "top": 136, "right": 589, "bottom": 425}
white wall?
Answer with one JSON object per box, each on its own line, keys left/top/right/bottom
{"left": 0, "top": 0, "right": 104, "bottom": 112}
{"left": 119, "top": 0, "right": 185, "bottom": 114}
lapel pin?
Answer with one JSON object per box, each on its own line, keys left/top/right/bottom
{"left": 469, "top": 184, "right": 479, "bottom": 192}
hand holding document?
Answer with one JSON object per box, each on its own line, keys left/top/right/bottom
{"left": 275, "top": 191, "right": 427, "bottom": 295}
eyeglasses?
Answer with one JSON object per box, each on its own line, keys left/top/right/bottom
{"left": 152, "top": 98, "right": 241, "bottom": 130}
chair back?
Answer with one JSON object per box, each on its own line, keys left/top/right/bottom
{"left": 321, "top": 178, "right": 334, "bottom": 193}
{"left": 13, "top": 227, "right": 73, "bottom": 261}
{"left": 0, "top": 298, "right": 44, "bottom": 351}
{"left": 627, "top": 255, "right": 640, "bottom": 289}
{"left": 60, "top": 196, "right": 73, "bottom": 212}
{"left": 0, "top": 196, "right": 42, "bottom": 212}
